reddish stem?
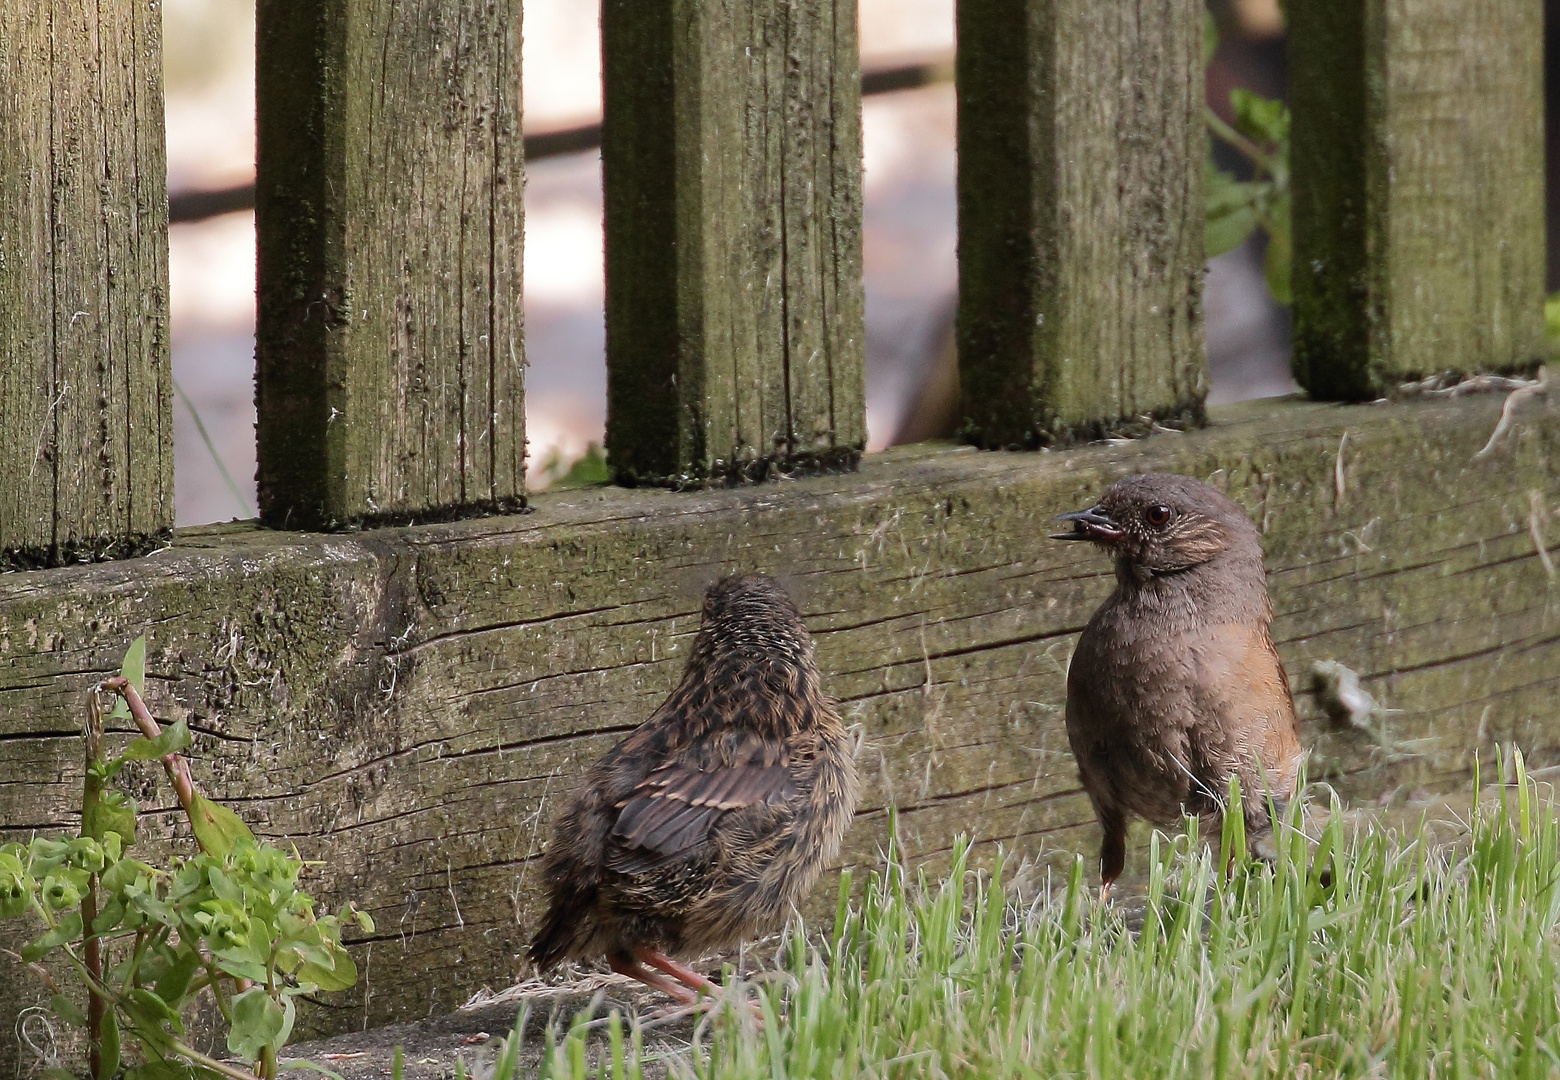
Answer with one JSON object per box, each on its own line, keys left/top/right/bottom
{"left": 101, "top": 676, "right": 199, "bottom": 824}
{"left": 97, "top": 676, "right": 253, "bottom": 994}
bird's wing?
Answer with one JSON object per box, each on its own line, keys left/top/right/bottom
{"left": 1198, "top": 621, "right": 1302, "bottom": 785}
{"left": 604, "top": 729, "right": 794, "bottom": 873}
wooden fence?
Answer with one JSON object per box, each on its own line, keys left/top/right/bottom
{"left": 0, "top": 0, "right": 1551, "bottom": 1065}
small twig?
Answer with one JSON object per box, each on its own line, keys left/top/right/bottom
{"left": 1529, "top": 491, "right": 1555, "bottom": 580}
{"left": 1204, "top": 106, "right": 1279, "bottom": 176}
{"left": 1334, "top": 432, "right": 1348, "bottom": 508}
{"left": 1474, "top": 367, "right": 1548, "bottom": 459}
{"left": 172, "top": 377, "right": 255, "bottom": 520}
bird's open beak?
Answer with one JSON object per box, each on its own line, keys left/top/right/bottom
{"left": 1050, "top": 505, "right": 1124, "bottom": 543}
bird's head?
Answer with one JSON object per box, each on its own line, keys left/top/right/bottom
{"left": 698, "top": 574, "right": 812, "bottom": 662}
{"left": 1050, "top": 473, "right": 1262, "bottom": 578}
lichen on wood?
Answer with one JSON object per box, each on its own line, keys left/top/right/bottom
{"left": 0, "top": 0, "right": 172, "bottom": 568}
{"left": 955, "top": 0, "right": 1208, "bottom": 449}
{"left": 2, "top": 395, "right": 1557, "bottom": 1064}
{"left": 255, "top": 0, "right": 526, "bottom": 529}
{"left": 601, "top": 0, "right": 865, "bottom": 486}
{"left": 1289, "top": 0, "right": 1548, "bottom": 399}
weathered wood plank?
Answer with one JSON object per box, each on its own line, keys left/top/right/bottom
{"left": 601, "top": 0, "right": 865, "bottom": 486}
{"left": 0, "top": 0, "right": 172, "bottom": 567}
{"left": 1289, "top": 0, "right": 1547, "bottom": 399}
{"left": 2, "top": 395, "right": 1558, "bottom": 1064}
{"left": 255, "top": 0, "right": 526, "bottom": 529}
{"left": 954, "top": 0, "right": 1206, "bottom": 448}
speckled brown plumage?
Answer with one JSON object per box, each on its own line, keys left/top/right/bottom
{"left": 529, "top": 574, "right": 858, "bottom": 1003}
{"left": 1052, "top": 473, "right": 1303, "bottom": 898}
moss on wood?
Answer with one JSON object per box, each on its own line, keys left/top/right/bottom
{"left": 1, "top": 395, "right": 1558, "bottom": 1064}
{"left": 601, "top": 0, "right": 866, "bottom": 486}
{"left": 255, "top": 0, "right": 526, "bottom": 529}
{"left": 955, "top": 0, "right": 1208, "bottom": 448}
{"left": 1289, "top": 0, "right": 1548, "bottom": 398}
{"left": 0, "top": 0, "right": 173, "bottom": 567}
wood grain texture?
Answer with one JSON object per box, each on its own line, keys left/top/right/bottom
{"left": 2, "top": 394, "right": 1559, "bottom": 1062}
{"left": 602, "top": 0, "right": 865, "bottom": 486}
{"left": 1290, "top": 0, "right": 1547, "bottom": 399}
{"left": 255, "top": 0, "right": 526, "bottom": 529}
{"left": 955, "top": 0, "right": 1207, "bottom": 449}
{"left": 0, "top": 0, "right": 172, "bottom": 567}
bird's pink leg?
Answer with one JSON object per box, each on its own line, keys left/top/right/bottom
{"left": 636, "top": 946, "right": 766, "bottom": 1024}
{"left": 607, "top": 953, "right": 699, "bottom": 1006}
{"left": 633, "top": 946, "right": 721, "bottom": 995}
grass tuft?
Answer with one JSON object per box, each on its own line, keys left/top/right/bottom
{"left": 494, "top": 752, "right": 1560, "bottom": 1079}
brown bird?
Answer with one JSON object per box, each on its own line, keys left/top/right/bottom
{"left": 529, "top": 574, "right": 859, "bottom": 1005}
{"left": 1051, "top": 473, "right": 1302, "bottom": 900}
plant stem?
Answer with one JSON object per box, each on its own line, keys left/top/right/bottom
{"left": 172, "top": 1039, "right": 270, "bottom": 1080}
{"left": 1204, "top": 106, "right": 1277, "bottom": 177}
{"left": 82, "top": 694, "right": 108, "bottom": 1080}
{"left": 100, "top": 677, "right": 200, "bottom": 826}
{"left": 97, "top": 679, "right": 255, "bottom": 994}
{"left": 262, "top": 1043, "right": 279, "bottom": 1080}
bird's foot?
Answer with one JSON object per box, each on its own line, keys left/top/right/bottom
{"left": 634, "top": 946, "right": 721, "bottom": 996}
{"left": 607, "top": 954, "right": 700, "bottom": 1007}
{"left": 634, "top": 946, "right": 766, "bottom": 1025}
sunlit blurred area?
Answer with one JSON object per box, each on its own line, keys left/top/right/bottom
{"left": 165, "top": 0, "right": 1302, "bottom": 526}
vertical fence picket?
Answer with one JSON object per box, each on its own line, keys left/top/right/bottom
{"left": 601, "top": 0, "right": 866, "bottom": 486}
{"left": 255, "top": 0, "right": 526, "bottom": 529}
{"left": 1289, "top": 0, "right": 1547, "bottom": 399}
{"left": 0, "top": 0, "right": 172, "bottom": 566}
{"left": 955, "top": 0, "right": 1207, "bottom": 448}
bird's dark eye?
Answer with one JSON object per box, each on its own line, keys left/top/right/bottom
{"left": 1144, "top": 505, "right": 1174, "bottom": 529}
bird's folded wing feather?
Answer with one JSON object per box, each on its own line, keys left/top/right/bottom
{"left": 605, "top": 737, "right": 794, "bottom": 872}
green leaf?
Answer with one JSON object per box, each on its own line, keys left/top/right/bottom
{"left": 121, "top": 988, "right": 184, "bottom": 1044}
{"left": 295, "top": 943, "right": 358, "bottom": 992}
{"left": 153, "top": 945, "right": 203, "bottom": 1005}
{"left": 92, "top": 897, "right": 127, "bottom": 936}
{"left": 85, "top": 789, "right": 138, "bottom": 846}
{"left": 209, "top": 937, "right": 270, "bottom": 985}
{"left": 98, "top": 1005, "right": 122, "bottom": 1080}
{"left": 1231, "top": 87, "right": 1290, "bottom": 146}
{"left": 188, "top": 795, "right": 255, "bottom": 858}
{"left": 102, "top": 857, "right": 157, "bottom": 895}
{"left": 1205, "top": 165, "right": 1262, "bottom": 258}
{"left": 128, "top": 1065, "right": 227, "bottom": 1080}
{"left": 48, "top": 993, "right": 86, "bottom": 1028}
{"left": 109, "top": 637, "right": 147, "bottom": 721}
{"left": 21, "top": 911, "right": 83, "bottom": 962}
{"left": 229, "top": 987, "right": 287, "bottom": 1061}
{"left": 121, "top": 720, "right": 192, "bottom": 763}
{"left": 1263, "top": 192, "right": 1293, "bottom": 305}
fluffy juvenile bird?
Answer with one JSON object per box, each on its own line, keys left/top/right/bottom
{"left": 529, "top": 574, "right": 858, "bottom": 1004}
{"left": 1052, "top": 473, "right": 1302, "bottom": 899}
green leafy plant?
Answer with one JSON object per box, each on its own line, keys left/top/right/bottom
{"left": 1, "top": 638, "right": 371, "bottom": 1080}
{"left": 1205, "top": 17, "right": 1292, "bottom": 305}
{"left": 534, "top": 444, "right": 611, "bottom": 491}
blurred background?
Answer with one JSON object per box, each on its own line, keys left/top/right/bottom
{"left": 164, "top": 0, "right": 1393, "bottom": 525}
